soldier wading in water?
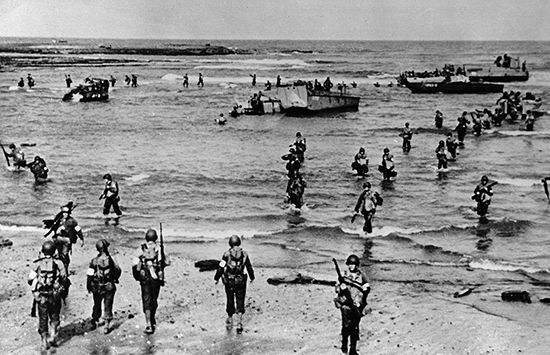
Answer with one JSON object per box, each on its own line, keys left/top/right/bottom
{"left": 334, "top": 255, "right": 371, "bottom": 355}
{"left": 214, "top": 235, "right": 255, "bottom": 333}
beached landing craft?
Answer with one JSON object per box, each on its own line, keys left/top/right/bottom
{"left": 62, "top": 78, "right": 109, "bottom": 102}
{"left": 400, "top": 74, "right": 503, "bottom": 94}
{"left": 275, "top": 82, "right": 360, "bottom": 115}
{"left": 465, "top": 57, "right": 529, "bottom": 83}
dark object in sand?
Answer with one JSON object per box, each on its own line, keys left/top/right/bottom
{"left": 501, "top": 290, "right": 531, "bottom": 303}
{"left": 267, "top": 273, "right": 336, "bottom": 286}
{"left": 1, "top": 239, "right": 13, "bottom": 247}
{"left": 194, "top": 259, "right": 220, "bottom": 272}
{"left": 539, "top": 298, "right": 550, "bottom": 304}
{"left": 453, "top": 287, "right": 474, "bottom": 298}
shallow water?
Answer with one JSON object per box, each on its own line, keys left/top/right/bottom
{"left": 1, "top": 38, "right": 550, "bottom": 283}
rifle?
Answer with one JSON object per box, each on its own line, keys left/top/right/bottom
{"left": 0, "top": 142, "right": 10, "bottom": 167}
{"left": 543, "top": 178, "right": 550, "bottom": 203}
{"left": 332, "top": 258, "right": 364, "bottom": 292}
{"left": 43, "top": 203, "right": 78, "bottom": 238}
{"left": 159, "top": 223, "right": 166, "bottom": 286}
{"left": 351, "top": 213, "right": 358, "bottom": 224}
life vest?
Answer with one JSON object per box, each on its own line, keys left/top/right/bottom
{"left": 225, "top": 247, "right": 245, "bottom": 276}
{"left": 35, "top": 258, "right": 61, "bottom": 296}
{"left": 138, "top": 243, "right": 162, "bottom": 281}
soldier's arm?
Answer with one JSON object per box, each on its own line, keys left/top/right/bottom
{"left": 56, "top": 260, "right": 67, "bottom": 280}
{"left": 354, "top": 191, "right": 365, "bottom": 213}
{"left": 214, "top": 252, "right": 229, "bottom": 282}
{"left": 28, "top": 267, "right": 38, "bottom": 286}
{"left": 244, "top": 253, "right": 255, "bottom": 281}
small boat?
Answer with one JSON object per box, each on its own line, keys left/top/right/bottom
{"left": 274, "top": 82, "right": 360, "bottom": 115}
{"left": 466, "top": 57, "right": 529, "bottom": 82}
{"left": 401, "top": 75, "right": 503, "bottom": 94}
{"left": 62, "top": 78, "right": 109, "bottom": 102}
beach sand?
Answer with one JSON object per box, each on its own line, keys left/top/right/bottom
{"left": 1, "top": 229, "right": 549, "bottom": 355}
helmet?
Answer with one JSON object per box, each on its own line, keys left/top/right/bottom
{"left": 296, "top": 132, "right": 302, "bottom": 137}
{"left": 289, "top": 147, "right": 296, "bottom": 153}
{"left": 481, "top": 175, "right": 489, "bottom": 183}
{"left": 103, "top": 173, "right": 112, "bottom": 180}
{"left": 219, "top": 113, "right": 224, "bottom": 117}
{"left": 42, "top": 240, "right": 56, "bottom": 256}
{"left": 96, "top": 238, "right": 110, "bottom": 252}
{"left": 383, "top": 148, "right": 389, "bottom": 153}
{"left": 145, "top": 228, "right": 158, "bottom": 241}
{"left": 229, "top": 235, "right": 241, "bottom": 247}
{"left": 346, "top": 254, "right": 360, "bottom": 266}
{"left": 9, "top": 143, "right": 15, "bottom": 149}
{"left": 359, "top": 147, "right": 365, "bottom": 153}
{"left": 363, "top": 182, "right": 371, "bottom": 189}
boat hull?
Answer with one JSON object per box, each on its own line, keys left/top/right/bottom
{"left": 404, "top": 80, "right": 503, "bottom": 94}
{"left": 274, "top": 85, "right": 360, "bottom": 115}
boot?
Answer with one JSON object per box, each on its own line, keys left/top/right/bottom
{"left": 225, "top": 314, "right": 233, "bottom": 329}
{"left": 235, "top": 313, "right": 243, "bottom": 334}
{"left": 104, "top": 320, "right": 111, "bottom": 334}
{"left": 143, "top": 310, "right": 154, "bottom": 334}
{"left": 41, "top": 335, "right": 50, "bottom": 350}
{"left": 49, "top": 324, "right": 59, "bottom": 347}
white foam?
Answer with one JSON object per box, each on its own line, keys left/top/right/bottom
{"left": 498, "top": 130, "right": 550, "bottom": 137}
{"left": 124, "top": 173, "right": 150, "bottom": 185}
{"left": 0, "top": 223, "right": 44, "bottom": 234}
{"left": 496, "top": 177, "right": 537, "bottom": 187}
{"left": 161, "top": 74, "right": 183, "bottom": 81}
{"left": 469, "top": 259, "right": 548, "bottom": 274}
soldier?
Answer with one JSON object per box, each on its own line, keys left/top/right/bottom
{"left": 472, "top": 175, "right": 496, "bottom": 217}
{"left": 87, "top": 239, "right": 121, "bottom": 334}
{"left": 28, "top": 240, "right": 68, "bottom": 350}
{"left": 100, "top": 173, "right": 122, "bottom": 220}
{"left": 132, "top": 228, "right": 170, "bottom": 334}
{"left": 214, "top": 235, "right": 255, "bottom": 333}
{"left": 334, "top": 254, "right": 371, "bottom": 355}
{"left": 54, "top": 206, "right": 84, "bottom": 273}
{"left": 352, "top": 182, "right": 382, "bottom": 234}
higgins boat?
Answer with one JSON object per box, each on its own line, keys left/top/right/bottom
{"left": 465, "top": 57, "right": 529, "bottom": 82}
{"left": 274, "top": 82, "right": 360, "bottom": 115}
{"left": 400, "top": 75, "right": 503, "bottom": 94}
{"left": 62, "top": 78, "right": 109, "bottom": 102}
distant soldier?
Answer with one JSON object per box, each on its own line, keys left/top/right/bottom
{"left": 197, "top": 73, "right": 204, "bottom": 87}
{"left": 100, "top": 174, "right": 122, "bottom": 219}
{"left": 131, "top": 74, "right": 138, "bottom": 87}
{"left": 435, "top": 110, "right": 444, "bottom": 128}
{"left": 27, "top": 73, "right": 35, "bottom": 88}
{"left": 214, "top": 235, "right": 255, "bottom": 333}
{"left": 65, "top": 74, "right": 72, "bottom": 88}
{"left": 379, "top": 148, "right": 396, "bottom": 181}
{"left": 472, "top": 175, "right": 496, "bottom": 217}
{"left": 132, "top": 228, "right": 170, "bottom": 334}
{"left": 109, "top": 75, "right": 117, "bottom": 87}
{"left": 352, "top": 182, "right": 382, "bottom": 234}
{"left": 28, "top": 240, "right": 68, "bottom": 350}
{"left": 399, "top": 122, "right": 414, "bottom": 152}
{"left": 183, "top": 73, "right": 189, "bottom": 88}
{"left": 334, "top": 254, "right": 371, "bottom": 355}
{"left": 27, "top": 155, "right": 49, "bottom": 182}
{"left": 18, "top": 77, "right": 25, "bottom": 88}
{"left": 6, "top": 143, "right": 27, "bottom": 168}
{"left": 250, "top": 73, "right": 256, "bottom": 86}
{"left": 87, "top": 239, "right": 121, "bottom": 334}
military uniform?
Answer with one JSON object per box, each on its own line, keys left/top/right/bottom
{"left": 28, "top": 242, "right": 68, "bottom": 350}
{"left": 334, "top": 256, "right": 370, "bottom": 355}
{"left": 214, "top": 235, "right": 255, "bottom": 332}
{"left": 54, "top": 215, "right": 84, "bottom": 273}
{"left": 102, "top": 175, "right": 122, "bottom": 217}
{"left": 87, "top": 240, "right": 121, "bottom": 333}
{"left": 354, "top": 183, "right": 381, "bottom": 234}
{"left": 132, "top": 229, "right": 169, "bottom": 334}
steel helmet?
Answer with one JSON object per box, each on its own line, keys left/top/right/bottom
{"left": 383, "top": 148, "right": 389, "bottom": 153}
{"left": 9, "top": 143, "right": 15, "bottom": 149}
{"left": 145, "top": 228, "right": 158, "bottom": 241}
{"left": 103, "top": 173, "right": 112, "bottom": 180}
{"left": 96, "top": 238, "right": 110, "bottom": 252}
{"left": 481, "top": 175, "right": 489, "bottom": 183}
{"left": 229, "top": 235, "right": 241, "bottom": 247}
{"left": 42, "top": 240, "right": 56, "bottom": 256}
{"left": 363, "top": 182, "right": 371, "bottom": 189}
{"left": 346, "top": 254, "right": 360, "bottom": 266}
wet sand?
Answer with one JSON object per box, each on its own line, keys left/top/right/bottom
{"left": 1, "top": 229, "right": 549, "bottom": 355}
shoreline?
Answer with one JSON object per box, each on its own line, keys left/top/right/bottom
{"left": 1, "top": 228, "right": 549, "bottom": 354}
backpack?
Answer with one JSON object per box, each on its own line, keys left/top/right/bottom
{"left": 137, "top": 243, "right": 161, "bottom": 281}
{"left": 94, "top": 255, "right": 120, "bottom": 284}
{"left": 36, "top": 258, "right": 60, "bottom": 295}
{"left": 225, "top": 247, "right": 245, "bottom": 276}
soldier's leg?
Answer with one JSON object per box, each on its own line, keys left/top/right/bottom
{"left": 49, "top": 297, "right": 62, "bottom": 346}
{"left": 150, "top": 282, "right": 161, "bottom": 326}
{"left": 235, "top": 283, "right": 247, "bottom": 332}
{"left": 349, "top": 321, "right": 360, "bottom": 355}
{"left": 103, "top": 199, "right": 112, "bottom": 215}
{"left": 37, "top": 299, "right": 49, "bottom": 339}
{"left": 140, "top": 283, "right": 154, "bottom": 332}
{"left": 224, "top": 284, "right": 236, "bottom": 316}
{"left": 91, "top": 292, "right": 103, "bottom": 323}
{"left": 112, "top": 198, "right": 122, "bottom": 216}
{"left": 103, "top": 290, "right": 115, "bottom": 333}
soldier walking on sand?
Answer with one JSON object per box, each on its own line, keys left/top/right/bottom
{"left": 334, "top": 254, "right": 371, "bottom": 355}
{"left": 87, "top": 239, "right": 121, "bottom": 334}
{"left": 28, "top": 240, "right": 68, "bottom": 350}
{"left": 132, "top": 228, "right": 170, "bottom": 334}
{"left": 214, "top": 235, "right": 255, "bottom": 333}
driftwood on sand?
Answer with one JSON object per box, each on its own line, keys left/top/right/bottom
{"left": 267, "top": 273, "right": 336, "bottom": 286}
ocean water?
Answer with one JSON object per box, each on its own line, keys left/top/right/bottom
{"left": 1, "top": 38, "right": 550, "bottom": 283}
